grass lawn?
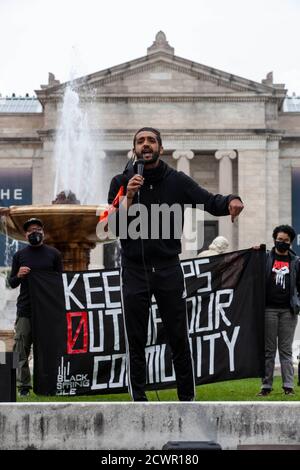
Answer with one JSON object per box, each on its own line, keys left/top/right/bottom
{"left": 18, "top": 376, "right": 300, "bottom": 402}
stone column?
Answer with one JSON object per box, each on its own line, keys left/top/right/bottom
{"left": 90, "top": 244, "right": 104, "bottom": 270}
{"left": 172, "top": 150, "right": 195, "bottom": 258}
{"left": 215, "top": 150, "right": 237, "bottom": 250}
{"left": 172, "top": 150, "right": 194, "bottom": 176}
{"left": 237, "top": 147, "right": 267, "bottom": 249}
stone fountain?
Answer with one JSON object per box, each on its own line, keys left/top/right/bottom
{"left": 0, "top": 83, "right": 108, "bottom": 272}
{"left": 0, "top": 192, "right": 108, "bottom": 350}
{"left": 0, "top": 191, "right": 106, "bottom": 272}
{"left": 0, "top": 83, "right": 109, "bottom": 350}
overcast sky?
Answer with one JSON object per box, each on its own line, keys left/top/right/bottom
{"left": 1, "top": 0, "right": 299, "bottom": 97}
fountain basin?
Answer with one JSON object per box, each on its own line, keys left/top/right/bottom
{"left": 0, "top": 204, "right": 108, "bottom": 271}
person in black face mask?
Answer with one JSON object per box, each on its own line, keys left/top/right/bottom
{"left": 27, "top": 230, "right": 43, "bottom": 246}
{"left": 9, "top": 218, "right": 63, "bottom": 397}
{"left": 257, "top": 224, "right": 300, "bottom": 397}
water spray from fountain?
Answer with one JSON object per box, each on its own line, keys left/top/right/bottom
{"left": 53, "top": 83, "right": 105, "bottom": 205}
{"left": 0, "top": 48, "right": 112, "bottom": 272}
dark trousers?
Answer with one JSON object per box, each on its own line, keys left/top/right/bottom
{"left": 121, "top": 264, "right": 195, "bottom": 401}
{"left": 262, "top": 308, "right": 298, "bottom": 390}
{"left": 13, "top": 316, "right": 32, "bottom": 389}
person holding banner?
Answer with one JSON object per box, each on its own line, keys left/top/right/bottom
{"left": 9, "top": 218, "right": 63, "bottom": 397}
{"left": 258, "top": 225, "right": 300, "bottom": 396}
{"left": 103, "top": 127, "right": 244, "bottom": 401}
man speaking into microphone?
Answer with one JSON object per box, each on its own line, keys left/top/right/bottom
{"left": 106, "top": 127, "right": 244, "bottom": 401}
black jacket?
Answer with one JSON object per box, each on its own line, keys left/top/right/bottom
{"left": 266, "top": 248, "right": 300, "bottom": 314}
{"left": 108, "top": 160, "right": 241, "bottom": 268}
{"left": 9, "top": 244, "right": 63, "bottom": 317}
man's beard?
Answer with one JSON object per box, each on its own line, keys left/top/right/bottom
{"left": 136, "top": 150, "right": 160, "bottom": 165}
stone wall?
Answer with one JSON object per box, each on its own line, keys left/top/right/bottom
{"left": 0, "top": 113, "right": 43, "bottom": 136}
{"left": 1, "top": 403, "right": 300, "bottom": 450}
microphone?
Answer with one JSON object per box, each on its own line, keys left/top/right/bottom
{"left": 135, "top": 159, "right": 145, "bottom": 176}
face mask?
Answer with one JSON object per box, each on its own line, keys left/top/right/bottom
{"left": 28, "top": 231, "right": 43, "bottom": 246}
{"left": 275, "top": 240, "right": 290, "bottom": 253}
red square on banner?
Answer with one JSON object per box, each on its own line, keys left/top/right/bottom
{"left": 66, "top": 311, "right": 88, "bottom": 354}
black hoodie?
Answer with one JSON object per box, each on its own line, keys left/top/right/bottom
{"left": 108, "top": 160, "right": 240, "bottom": 268}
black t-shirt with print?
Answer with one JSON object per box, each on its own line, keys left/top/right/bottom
{"left": 266, "top": 254, "right": 290, "bottom": 308}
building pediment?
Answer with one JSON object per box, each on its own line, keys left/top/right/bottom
{"left": 83, "top": 60, "right": 262, "bottom": 95}
{"left": 36, "top": 32, "right": 286, "bottom": 105}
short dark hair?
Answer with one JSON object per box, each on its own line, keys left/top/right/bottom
{"left": 133, "top": 127, "right": 162, "bottom": 147}
{"left": 23, "top": 218, "right": 44, "bottom": 232}
{"left": 272, "top": 224, "right": 296, "bottom": 242}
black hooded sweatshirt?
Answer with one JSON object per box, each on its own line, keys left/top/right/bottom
{"left": 108, "top": 160, "right": 240, "bottom": 268}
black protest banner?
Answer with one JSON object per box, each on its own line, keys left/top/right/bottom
{"left": 30, "top": 248, "right": 265, "bottom": 395}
